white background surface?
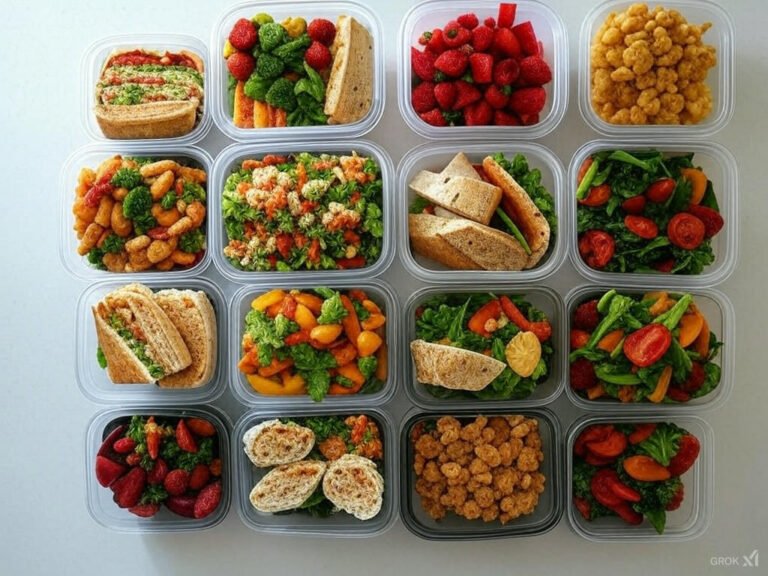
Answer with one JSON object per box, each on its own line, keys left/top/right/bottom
{"left": 1, "top": 0, "right": 766, "bottom": 574}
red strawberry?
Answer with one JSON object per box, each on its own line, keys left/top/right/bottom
{"left": 434, "top": 49, "right": 468, "bottom": 78}
{"left": 519, "top": 56, "right": 552, "bottom": 85}
{"left": 164, "top": 469, "right": 190, "bottom": 497}
{"left": 452, "top": 80, "right": 481, "bottom": 110}
{"left": 194, "top": 480, "right": 222, "bottom": 519}
{"left": 305, "top": 41, "right": 331, "bottom": 70}
{"left": 519, "top": 113, "right": 541, "bottom": 125}
{"left": 434, "top": 81, "right": 457, "bottom": 109}
{"left": 484, "top": 16, "right": 496, "bottom": 28}
{"left": 457, "top": 13, "right": 479, "bottom": 30}
{"left": 493, "top": 27, "right": 521, "bottom": 57}
{"left": 493, "top": 58, "right": 520, "bottom": 86}
{"left": 484, "top": 84, "right": 510, "bottom": 109}
{"left": 98, "top": 425, "right": 127, "bottom": 459}
{"left": 426, "top": 28, "right": 447, "bottom": 54}
{"left": 468, "top": 53, "right": 493, "bottom": 84}
{"left": 666, "top": 484, "right": 685, "bottom": 511}
{"left": 443, "top": 20, "right": 471, "bottom": 48}
{"left": 111, "top": 467, "right": 146, "bottom": 509}
{"left": 494, "top": 110, "right": 520, "bottom": 125}
{"left": 166, "top": 495, "right": 197, "bottom": 518}
{"left": 307, "top": 18, "right": 336, "bottom": 46}
{"left": 95, "top": 455, "right": 126, "bottom": 488}
{"left": 226, "top": 52, "right": 254, "bottom": 82}
{"left": 418, "top": 32, "right": 429, "bottom": 46}
{"left": 471, "top": 26, "right": 494, "bottom": 52}
{"left": 129, "top": 503, "right": 160, "bottom": 518}
{"left": 411, "top": 47, "right": 436, "bottom": 82}
{"left": 189, "top": 464, "right": 212, "bottom": 491}
{"left": 229, "top": 18, "right": 258, "bottom": 51}
{"left": 464, "top": 100, "right": 493, "bottom": 125}
{"left": 176, "top": 419, "right": 198, "bottom": 453}
{"left": 186, "top": 418, "right": 216, "bottom": 438}
{"left": 147, "top": 458, "right": 169, "bottom": 486}
{"left": 112, "top": 437, "right": 136, "bottom": 454}
{"left": 498, "top": 3, "right": 517, "bottom": 28}
{"left": 512, "top": 21, "right": 539, "bottom": 55}
{"left": 419, "top": 108, "right": 448, "bottom": 126}
{"left": 412, "top": 81, "right": 437, "bottom": 113}
{"left": 509, "top": 86, "right": 546, "bottom": 115}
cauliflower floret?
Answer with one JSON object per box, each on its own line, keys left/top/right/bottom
{"left": 298, "top": 213, "right": 316, "bottom": 229}
{"left": 251, "top": 165, "right": 278, "bottom": 188}
{"left": 301, "top": 179, "right": 331, "bottom": 201}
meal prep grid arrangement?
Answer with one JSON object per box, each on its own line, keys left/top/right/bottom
{"left": 62, "top": 0, "right": 737, "bottom": 541}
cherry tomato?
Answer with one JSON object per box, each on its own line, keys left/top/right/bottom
{"left": 624, "top": 215, "right": 659, "bottom": 239}
{"left": 628, "top": 423, "right": 656, "bottom": 445}
{"left": 668, "top": 213, "right": 706, "bottom": 250}
{"left": 577, "top": 157, "right": 594, "bottom": 184}
{"left": 579, "top": 184, "right": 612, "bottom": 207}
{"left": 666, "top": 386, "right": 691, "bottom": 402}
{"left": 654, "top": 259, "right": 676, "bottom": 273}
{"left": 570, "top": 329, "right": 591, "bottom": 350}
{"left": 623, "top": 323, "right": 673, "bottom": 367}
{"left": 667, "top": 434, "right": 701, "bottom": 476}
{"left": 586, "top": 430, "right": 628, "bottom": 459}
{"left": 607, "top": 501, "right": 644, "bottom": 525}
{"left": 606, "top": 475, "right": 642, "bottom": 502}
{"left": 621, "top": 195, "right": 646, "bottom": 214}
{"left": 579, "top": 230, "right": 616, "bottom": 269}
{"left": 679, "top": 362, "right": 706, "bottom": 393}
{"left": 590, "top": 469, "right": 623, "bottom": 507}
{"left": 646, "top": 178, "right": 676, "bottom": 203}
{"left": 573, "top": 496, "right": 592, "bottom": 520}
{"left": 687, "top": 204, "right": 724, "bottom": 237}
{"left": 584, "top": 452, "right": 617, "bottom": 466}
{"left": 574, "top": 424, "right": 613, "bottom": 456}
{"left": 570, "top": 358, "right": 598, "bottom": 392}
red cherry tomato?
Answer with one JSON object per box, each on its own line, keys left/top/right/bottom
{"left": 579, "top": 230, "right": 615, "bottom": 269}
{"left": 628, "top": 423, "right": 656, "bottom": 445}
{"left": 621, "top": 195, "right": 646, "bottom": 214}
{"left": 586, "top": 430, "right": 628, "bottom": 459}
{"left": 624, "top": 215, "right": 659, "bottom": 239}
{"left": 668, "top": 213, "right": 706, "bottom": 250}
{"left": 605, "top": 475, "right": 642, "bottom": 502}
{"left": 590, "top": 469, "right": 624, "bottom": 507}
{"left": 667, "top": 434, "right": 701, "bottom": 476}
{"left": 623, "top": 324, "right": 673, "bottom": 367}
{"left": 687, "top": 204, "right": 724, "bottom": 237}
{"left": 646, "top": 178, "right": 676, "bottom": 203}
{"left": 574, "top": 424, "right": 613, "bottom": 456}
{"left": 607, "top": 501, "right": 644, "bottom": 525}
{"left": 579, "top": 184, "right": 612, "bottom": 207}
{"left": 654, "top": 259, "right": 676, "bottom": 273}
{"left": 666, "top": 387, "right": 691, "bottom": 402}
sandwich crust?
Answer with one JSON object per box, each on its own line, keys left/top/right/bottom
{"left": 94, "top": 100, "right": 199, "bottom": 139}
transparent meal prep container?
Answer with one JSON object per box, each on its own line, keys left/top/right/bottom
{"left": 398, "top": 0, "right": 568, "bottom": 140}
{"left": 403, "top": 285, "right": 565, "bottom": 410}
{"left": 399, "top": 142, "right": 566, "bottom": 284}
{"left": 210, "top": 140, "right": 394, "bottom": 283}
{"left": 211, "top": 0, "right": 385, "bottom": 141}
{"left": 566, "top": 414, "right": 713, "bottom": 542}
{"left": 233, "top": 407, "right": 397, "bottom": 536}
{"left": 230, "top": 279, "right": 399, "bottom": 407}
{"left": 60, "top": 144, "right": 214, "bottom": 281}
{"left": 564, "top": 285, "right": 734, "bottom": 412}
{"left": 85, "top": 405, "right": 232, "bottom": 532}
{"left": 81, "top": 34, "right": 212, "bottom": 146}
{"left": 567, "top": 140, "right": 738, "bottom": 288}
{"left": 75, "top": 277, "right": 227, "bottom": 405}
{"left": 400, "top": 407, "right": 563, "bottom": 540}
{"left": 579, "top": 0, "right": 734, "bottom": 138}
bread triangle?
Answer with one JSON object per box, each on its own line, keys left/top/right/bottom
{"left": 409, "top": 213, "right": 482, "bottom": 270}
{"left": 410, "top": 339, "right": 506, "bottom": 391}
{"left": 438, "top": 219, "right": 529, "bottom": 270}
{"left": 93, "top": 304, "right": 154, "bottom": 384}
{"left": 324, "top": 16, "right": 373, "bottom": 124}
{"left": 409, "top": 171, "right": 501, "bottom": 225}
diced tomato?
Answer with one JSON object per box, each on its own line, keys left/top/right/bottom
{"left": 280, "top": 294, "right": 297, "bottom": 320}
{"left": 343, "top": 230, "right": 361, "bottom": 244}
{"left": 275, "top": 233, "right": 294, "bottom": 259}
{"left": 284, "top": 331, "right": 311, "bottom": 346}
{"left": 336, "top": 256, "right": 366, "bottom": 269}
{"left": 266, "top": 254, "right": 278, "bottom": 268}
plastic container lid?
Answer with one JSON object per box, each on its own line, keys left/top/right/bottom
{"left": 81, "top": 34, "right": 212, "bottom": 146}
{"left": 566, "top": 414, "right": 713, "bottom": 542}
{"left": 229, "top": 279, "right": 399, "bottom": 407}
{"left": 210, "top": 0, "right": 384, "bottom": 141}
{"left": 398, "top": 0, "right": 568, "bottom": 140}
{"left": 563, "top": 285, "right": 734, "bottom": 412}
{"left": 579, "top": 0, "right": 734, "bottom": 138}
{"left": 60, "top": 144, "right": 214, "bottom": 281}
{"left": 85, "top": 405, "right": 232, "bottom": 532}
{"left": 399, "top": 142, "right": 566, "bottom": 283}
{"left": 567, "top": 140, "right": 738, "bottom": 287}
{"left": 209, "top": 140, "right": 395, "bottom": 283}
{"left": 400, "top": 407, "right": 563, "bottom": 540}
{"left": 233, "top": 407, "right": 397, "bottom": 536}
{"left": 75, "top": 277, "right": 228, "bottom": 405}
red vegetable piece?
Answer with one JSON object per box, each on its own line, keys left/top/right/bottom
{"left": 590, "top": 469, "right": 624, "bottom": 507}
{"left": 623, "top": 324, "right": 673, "bottom": 368}
{"left": 586, "top": 430, "right": 628, "bottom": 459}
{"left": 574, "top": 496, "right": 591, "bottom": 520}
{"left": 668, "top": 213, "right": 706, "bottom": 250}
{"left": 667, "top": 434, "right": 701, "bottom": 476}
{"left": 606, "top": 475, "right": 642, "bottom": 502}
{"left": 687, "top": 204, "right": 724, "bottom": 238}
{"left": 574, "top": 424, "right": 613, "bottom": 456}
{"left": 621, "top": 195, "right": 647, "bottom": 214}
{"left": 624, "top": 215, "right": 659, "bottom": 239}
{"left": 645, "top": 178, "right": 676, "bottom": 203}
{"left": 579, "top": 230, "right": 616, "bottom": 269}
{"left": 628, "top": 423, "right": 656, "bottom": 445}
{"left": 607, "top": 501, "right": 644, "bottom": 525}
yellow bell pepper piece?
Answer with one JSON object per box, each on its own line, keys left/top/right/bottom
{"left": 247, "top": 373, "right": 285, "bottom": 395}
{"left": 648, "top": 365, "right": 673, "bottom": 403}
{"left": 223, "top": 40, "right": 236, "bottom": 59}
{"left": 251, "top": 289, "right": 286, "bottom": 311}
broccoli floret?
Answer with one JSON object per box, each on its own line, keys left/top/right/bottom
{"left": 181, "top": 181, "right": 206, "bottom": 204}
{"left": 86, "top": 247, "right": 106, "bottom": 270}
{"left": 255, "top": 53, "right": 285, "bottom": 80}
{"left": 244, "top": 74, "right": 272, "bottom": 101}
{"left": 160, "top": 191, "right": 176, "bottom": 210}
{"left": 265, "top": 78, "right": 297, "bottom": 112}
{"left": 122, "top": 186, "right": 153, "bottom": 219}
{"left": 258, "top": 22, "right": 287, "bottom": 52}
{"left": 102, "top": 233, "right": 125, "bottom": 254}
{"left": 179, "top": 229, "right": 205, "bottom": 254}
{"left": 111, "top": 168, "right": 143, "bottom": 190}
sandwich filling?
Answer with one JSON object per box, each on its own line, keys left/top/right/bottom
{"left": 96, "top": 302, "right": 165, "bottom": 379}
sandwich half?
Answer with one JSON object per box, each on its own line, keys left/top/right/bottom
{"left": 322, "top": 454, "right": 384, "bottom": 520}
{"left": 249, "top": 460, "right": 327, "bottom": 513}
{"left": 410, "top": 339, "right": 506, "bottom": 392}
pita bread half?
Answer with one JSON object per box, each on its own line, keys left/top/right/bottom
{"left": 410, "top": 339, "right": 506, "bottom": 391}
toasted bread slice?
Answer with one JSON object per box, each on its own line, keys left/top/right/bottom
{"left": 322, "top": 454, "right": 384, "bottom": 520}
{"left": 409, "top": 171, "right": 501, "bottom": 225}
{"left": 154, "top": 289, "right": 217, "bottom": 389}
{"left": 243, "top": 419, "right": 316, "bottom": 467}
{"left": 249, "top": 460, "right": 327, "bottom": 513}
{"left": 95, "top": 100, "right": 199, "bottom": 139}
{"left": 408, "top": 214, "right": 481, "bottom": 270}
{"left": 440, "top": 152, "right": 482, "bottom": 180}
{"left": 93, "top": 306, "right": 155, "bottom": 384}
{"left": 410, "top": 339, "right": 506, "bottom": 391}
{"left": 324, "top": 15, "right": 373, "bottom": 124}
{"left": 439, "top": 219, "right": 529, "bottom": 270}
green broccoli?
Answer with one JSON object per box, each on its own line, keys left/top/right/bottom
{"left": 244, "top": 74, "right": 272, "bottom": 100}
{"left": 258, "top": 22, "right": 287, "bottom": 52}
{"left": 87, "top": 247, "right": 106, "bottom": 270}
{"left": 101, "top": 233, "right": 125, "bottom": 254}
{"left": 181, "top": 181, "right": 206, "bottom": 204}
{"left": 252, "top": 12, "right": 274, "bottom": 26}
{"left": 160, "top": 191, "right": 176, "bottom": 210}
{"left": 179, "top": 229, "right": 205, "bottom": 254}
{"left": 122, "top": 186, "right": 153, "bottom": 219}
{"left": 265, "top": 77, "right": 297, "bottom": 112}
{"left": 255, "top": 53, "right": 285, "bottom": 80}
{"left": 111, "top": 168, "right": 143, "bottom": 190}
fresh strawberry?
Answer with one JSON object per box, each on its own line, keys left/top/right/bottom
{"left": 493, "top": 58, "right": 520, "bottom": 86}
{"left": 457, "top": 13, "right": 479, "bottom": 30}
{"left": 164, "top": 469, "right": 190, "bottom": 497}
{"left": 176, "top": 419, "right": 198, "bottom": 453}
{"left": 209, "top": 458, "right": 223, "bottom": 477}
{"left": 411, "top": 47, "right": 436, "bottom": 81}
{"left": 484, "top": 16, "right": 496, "bottom": 28}
{"left": 493, "top": 27, "right": 521, "bottom": 57}
{"left": 538, "top": 40, "right": 545, "bottom": 57}
{"left": 166, "top": 495, "right": 197, "bottom": 518}
{"left": 452, "top": 80, "right": 481, "bottom": 110}
{"left": 519, "top": 113, "right": 541, "bottom": 125}
{"left": 229, "top": 18, "right": 258, "bottom": 51}
{"left": 188, "top": 464, "right": 211, "bottom": 491}
{"left": 305, "top": 41, "right": 332, "bottom": 70}
{"left": 307, "top": 18, "right": 336, "bottom": 46}
{"left": 194, "top": 480, "right": 222, "bottom": 519}
{"left": 112, "top": 437, "right": 136, "bottom": 454}
{"left": 419, "top": 108, "right": 448, "bottom": 126}
{"left": 665, "top": 484, "right": 685, "bottom": 511}
{"left": 126, "top": 453, "right": 141, "bottom": 466}
{"left": 468, "top": 53, "right": 493, "bottom": 83}
{"left": 519, "top": 55, "right": 552, "bottom": 85}
{"left": 426, "top": 28, "right": 447, "bottom": 54}
{"left": 147, "top": 458, "right": 169, "bottom": 486}
{"left": 418, "top": 32, "right": 429, "bottom": 46}
{"left": 434, "top": 81, "right": 457, "bottom": 109}
{"left": 412, "top": 81, "right": 437, "bottom": 113}
{"left": 434, "top": 49, "right": 468, "bottom": 78}
{"left": 144, "top": 417, "right": 162, "bottom": 460}
{"left": 494, "top": 109, "right": 520, "bottom": 125}
{"left": 128, "top": 503, "right": 160, "bottom": 518}
{"left": 484, "top": 84, "right": 510, "bottom": 109}
{"left": 464, "top": 99, "right": 493, "bottom": 125}
{"left": 98, "top": 425, "right": 127, "bottom": 461}
{"left": 509, "top": 86, "right": 546, "bottom": 115}
{"left": 512, "top": 21, "right": 539, "bottom": 55}
{"left": 443, "top": 20, "right": 471, "bottom": 48}
{"left": 111, "top": 467, "right": 146, "bottom": 509}
{"left": 498, "top": 3, "right": 517, "bottom": 28}
{"left": 186, "top": 418, "right": 216, "bottom": 438}
{"left": 226, "top": 52, "right": 254, "bottom": 82}
{"left": 471, "top": 25, "right": 495, "bottom": 52}
{"left": 95, "top": 455, "right": 126, "bottom": 488}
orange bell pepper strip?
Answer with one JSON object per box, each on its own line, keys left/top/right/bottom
{"left": 340, "top": 295, "right": 362, "bottom": 344}
{"left": 257, "top": 357, "right": 294, "bottom": 378}
{"left": 623, "top": 455, "right": 672, "bottom": 482}
{"left": 597, "top": 329, "right": 625, "bottom": 353}
{"left": 330, "top": 342, "right": 358, "bottom": 367}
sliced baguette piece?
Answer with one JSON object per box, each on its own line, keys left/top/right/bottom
{"left": 410, "top": 339, "right": 506, "bottom": 391}
{"left": 249, "top": 460, "right": 327, "bottom": 513}
{"left": 94, "top": 100, "right": 199, "bottom": 140}
{"left": 438, "top": 219, "right": 529, "bottom": 270}
{"left": 409, "top": 171, "right": 501, "bottom": 225}
{"left": 93, "top": 305, "right": 155, "bottom": 384}
{"left": 408, "top": 214, "right": 481, "bottom": 270}
{"left": 242, "top": 419, "right": 315, "bottom": 467}
{"left": 324, "top": 15, "right": 373, "bottom": 124}
{"left": 322, "top": 454, "right": 384, "bottom": 520}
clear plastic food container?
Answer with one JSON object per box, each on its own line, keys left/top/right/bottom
{"left": 567, "top": 140, "right": 738, "bottom": 287}
{"left": 233, "top": 407, "right": 397, "bottom": 536}
{"left": 60, "top": 144, "right": 214, "bottom": 281}
{"left": 230, "top": 279, "right": 399, "bottom": 407}
{"left": 85, "top": 405, "right": 231, "bottom": 532}
{"left": 564, "top": 285, "right": 734, "bottom": 412}
{"left": 399, "top": 142, "right": 566, "bottom": 283}
{"left": 400, "top": 407, "right": 563, "bottom": 540}
{"left": 579, "top": 0, "right": 734, "bottom": 138}
{"left": 210, "top": 140, "right": 394, "bottom": 283}
{"left": 211, "top": 0, "right": 384, "bottom": 141}
{"left": 566, "top": 414, "right": 713, "bottom": 542}
{"left": 403, "top": 286, "right": 565, "bottom": 409}
{"left": 81, "top": 34, "right": 212, "bottom": 146}
{"left": 75, "top": 277, "right": 227, "bottom": 405}
{"left": 398, "top": 0, "right": 568, "bottom": 140}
